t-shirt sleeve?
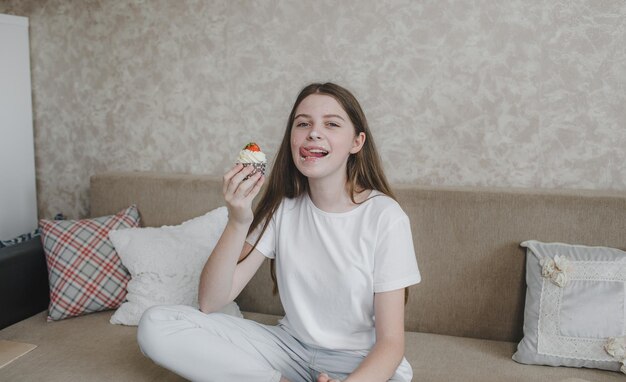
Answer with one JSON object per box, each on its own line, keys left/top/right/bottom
{"left": 373, "top": 213, "right": 421, "bottom": 293}
{"left": 245, "top": 216, "right": 276, "bottom": 259}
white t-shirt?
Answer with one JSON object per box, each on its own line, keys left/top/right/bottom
{"left": 246, "top": 191, "right": 421, "bottom": 350}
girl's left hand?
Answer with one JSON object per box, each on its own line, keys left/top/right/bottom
{"left": 317, "top": 373, "right": 342, "bottom": 382}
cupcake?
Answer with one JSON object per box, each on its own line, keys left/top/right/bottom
{"left": 236, "top": 142, "right": 267, "bottom": 176}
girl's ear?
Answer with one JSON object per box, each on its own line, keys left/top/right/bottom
{"left": 350, "top": 132, "right": 366, "bottom": 154}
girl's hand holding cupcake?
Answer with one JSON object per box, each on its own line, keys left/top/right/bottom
{"left": 222, "top": 163, "right": 264, "bottom": 226}
{"left": 222, "top": 142, "right": 267, "bottom": 225}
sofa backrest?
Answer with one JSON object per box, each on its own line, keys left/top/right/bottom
{"left": 90, "top": 172, "right": 626, "bottom": 342}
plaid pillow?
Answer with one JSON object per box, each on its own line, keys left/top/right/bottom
{"left": 39, "top": 205, "right": 140, "bottom": 321}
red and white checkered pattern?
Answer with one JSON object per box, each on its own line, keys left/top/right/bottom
{"left": 39, "top": 205, "right": 140, "bottom": 321}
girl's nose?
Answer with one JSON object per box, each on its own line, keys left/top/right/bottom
{"left": 308, "top": 126, "right": 322, "bottom": 140}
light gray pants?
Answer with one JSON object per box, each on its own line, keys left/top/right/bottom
{"left": 137, "top": 305, "right": 413, "bottom": 382}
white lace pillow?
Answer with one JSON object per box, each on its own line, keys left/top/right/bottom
{"left": 513, "top": 240, "right": 626, "bottom": 373}
{"left": 108, "top": 207, "right": 243, "bottom": 325}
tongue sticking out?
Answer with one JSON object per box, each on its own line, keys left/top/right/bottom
{"left": 300, "top": 147, "right": 328, "bottom": 159}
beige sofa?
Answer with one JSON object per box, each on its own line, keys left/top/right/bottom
{"left": 1, "top": 171, "right": 624, "bottom": 381}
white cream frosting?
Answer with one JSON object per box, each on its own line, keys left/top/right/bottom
{"left": 236, "top": 149, "right": 266, "bottom": 163}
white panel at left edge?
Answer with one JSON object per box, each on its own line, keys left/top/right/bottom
{"left": 0, "top": 14, "right": 38, "bottom": 241}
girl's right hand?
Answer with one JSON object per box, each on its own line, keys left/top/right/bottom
{"left": 317, "top": 373, "right": 341, "bottom": 382}
{"left": 222, "top": 164, "right": 265, "bottom": 226}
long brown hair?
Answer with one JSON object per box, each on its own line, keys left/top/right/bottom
{"left": 246, "top": 83, "right": 407, "bottom": 302}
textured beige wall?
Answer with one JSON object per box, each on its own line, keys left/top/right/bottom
{"left": 1, "top": 0, "right": 625, "bottom": 219}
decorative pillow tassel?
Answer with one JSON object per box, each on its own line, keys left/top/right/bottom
{"left": 539, "top": 255, "right": 572, "bottom": 287}
{"left": 605, "top": 336, "right": 626, "bottom": 374}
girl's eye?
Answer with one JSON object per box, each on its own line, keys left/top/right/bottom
{"left": 295, "top": 122, "right": 309, "bottom": 128}
{"left": 326, "top": 122, "right": 340, "bottom": 128}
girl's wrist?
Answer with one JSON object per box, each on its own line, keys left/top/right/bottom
{"left": 226, "top": 217, "right": 252, "bottom": 232}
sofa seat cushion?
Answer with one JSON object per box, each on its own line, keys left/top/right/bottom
{"left": 0, "top": 310, "right": 622, "bottom": 382}
{"left": 0, "top": 310, "right": 183, "bottom": 382}
{"left": 236, "top": 313, "right": 621, "bottom": 382}
{"left": 406, "top": 331, "right": 621, "bottom": 382}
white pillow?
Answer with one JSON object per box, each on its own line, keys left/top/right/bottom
{"left": 513, "top": 240, "right": 626, "bottom": 373}
{"left": 108, "top": 207, "right": 242, "bottom": 325}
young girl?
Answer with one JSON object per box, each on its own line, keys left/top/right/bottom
{"left": 137, "top": 83, "right": 421, "bottom": 382}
